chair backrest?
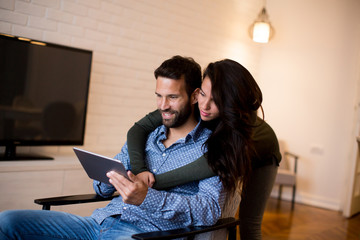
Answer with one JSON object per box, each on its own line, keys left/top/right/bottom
{"left": 278, "top": 140, "right": 296, "bottom": 172}
{"left": 194, "top": 184, "right": 242, "bottom": 240}
{"left": 278, "top": 140, "right": 288, "bottom": 169}
{"left": 275, "top": 140, "right": 299, "bottom": 187}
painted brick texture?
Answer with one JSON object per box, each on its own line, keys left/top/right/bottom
{"left": 0, "top": 0, "right": 262, "bottom": 156}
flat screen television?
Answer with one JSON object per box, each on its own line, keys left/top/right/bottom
{"left": 0, "top": 33, "right": 92, "bottom": 160}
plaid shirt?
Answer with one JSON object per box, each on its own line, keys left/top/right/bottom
{"left": 91, "top": 121, "right": 226, "bottom": 232}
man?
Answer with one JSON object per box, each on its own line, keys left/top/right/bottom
{"left": 0, "top": 56, "right": 225, "bottom": 240}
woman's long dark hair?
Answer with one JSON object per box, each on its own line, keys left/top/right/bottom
{"left": 203, "top": 59, "right": 263, "bottom": 193}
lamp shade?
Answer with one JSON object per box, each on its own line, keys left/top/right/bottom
{"left": 249, "top": 8, "right": 274, "bottom": 43}
{"left": 252, "top": 22, "right": 271, "bottom": 43}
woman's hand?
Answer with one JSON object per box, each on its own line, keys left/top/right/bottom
{"left": 137, "top": 171, "right": 155, "bottom": 187}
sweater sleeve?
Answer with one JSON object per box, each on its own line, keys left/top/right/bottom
{"left": 152, "top": 155, "right": 215, "bottom": 189}
{"left": 127, "top": 110, "right": 216, "bottom": 189}
{"left": 127, "top": 110, "right": 162, "bottom": 174}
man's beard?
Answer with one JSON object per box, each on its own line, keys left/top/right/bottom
{"left": 159, "top": 103, "right": 192, "bottom": 128}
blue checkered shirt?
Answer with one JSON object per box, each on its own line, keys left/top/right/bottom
{"left": 91, "top": 121, "right": 226, "bottom": 232}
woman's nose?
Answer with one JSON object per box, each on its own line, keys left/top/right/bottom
{"left": 201, "top": 99, "right": 211, "bottom": 110}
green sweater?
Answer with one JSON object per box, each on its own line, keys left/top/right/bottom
{"left": 127, "top": 110, "right": 281, "bottom": 189}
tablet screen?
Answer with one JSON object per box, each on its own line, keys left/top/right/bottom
{"left": 73, "top": 147, "right": 128, "bottom": 184}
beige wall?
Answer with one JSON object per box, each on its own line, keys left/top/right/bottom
{"left": 258, "top": 0, "right": 360, "bottom": 211}
{"left": 1, "top": 0, "right": 360, "bottom": 212}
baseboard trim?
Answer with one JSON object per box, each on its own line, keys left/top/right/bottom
{"left": 270, "top": 187, "right": 340, "bottom": 211}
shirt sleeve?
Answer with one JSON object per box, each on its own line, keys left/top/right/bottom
{"left": 139, "top": 176, "right": 225, "bottom": 227}
{"left": 93, "top": 180, "right": 116, "bottom": 198}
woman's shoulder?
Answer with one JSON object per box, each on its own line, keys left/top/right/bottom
{"left": 252, "top": 117, "right": 281, "bottom": 165}
{"left": 253, "top": 118, "right": 277, "bottom": 141}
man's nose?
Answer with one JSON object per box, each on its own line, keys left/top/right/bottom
{"left": 159, "top": 98, "right": 170, "bottom": 110}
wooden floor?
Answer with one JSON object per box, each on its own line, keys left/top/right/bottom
{"left": 259, "top": 198, "right": 360, "bottom": 240}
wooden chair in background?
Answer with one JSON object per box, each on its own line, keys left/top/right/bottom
{"left": 274, "top": 140, "right": 299, "bottom": 210}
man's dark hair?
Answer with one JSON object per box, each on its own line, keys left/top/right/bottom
{"left": 154, "top": 55, "right": 202, "bottom": 97}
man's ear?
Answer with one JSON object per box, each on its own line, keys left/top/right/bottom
{"left": 191, "top": 88, "right": 200, "bottom": 104}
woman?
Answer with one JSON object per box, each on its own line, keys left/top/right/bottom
{"left": 127, "top": 59, "right": 281, "bottom": 239}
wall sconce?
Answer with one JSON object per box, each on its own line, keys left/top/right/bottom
{"left": 249, "top": 7, "right": 274, "bottom": 43}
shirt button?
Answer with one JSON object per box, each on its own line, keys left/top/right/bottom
{"left": 123, "top": 207, "right": 127, "bottom": 210}
{"left": 162, "top": 153, "right": 166, "bottom": 157}
{"left": 153, "top": 169, "right": 157, "bottom": 173}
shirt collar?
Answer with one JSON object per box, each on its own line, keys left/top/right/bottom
{"left": 158, "top": 120, "right": 205, "bottom": 144}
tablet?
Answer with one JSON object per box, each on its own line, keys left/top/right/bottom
{"left": 73, "top": 147, "right": 128, "bottom": 184}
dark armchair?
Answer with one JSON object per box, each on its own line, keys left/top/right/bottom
{"left": 35, "top": 191, "right": 241, "bottom": 240}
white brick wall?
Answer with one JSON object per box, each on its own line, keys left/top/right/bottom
{"left": 0, "top": 0, "right": 15, "bottom": 10}
{"left": 0, "top": 0, "right": 262, "bottom": 156}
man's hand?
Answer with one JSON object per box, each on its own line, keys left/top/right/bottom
{"left": 137, "top": 171, "right": 155, "bottom": 187}
{"left": 107, "top": 171, "right": 148, "bottom": 206}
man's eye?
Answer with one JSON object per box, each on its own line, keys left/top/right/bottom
{"left": 169, "top": 96, "right": 178, "bottom": 99}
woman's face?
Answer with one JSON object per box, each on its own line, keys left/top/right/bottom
{"left": 197, "top": 76, "right": 220, "bottom": 121}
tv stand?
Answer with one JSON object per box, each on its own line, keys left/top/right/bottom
{"left": 0, "top": 145, "right": 54, "bottom": 161}
{"left": 0, "top": 154, "right": 104, "bottom": 216}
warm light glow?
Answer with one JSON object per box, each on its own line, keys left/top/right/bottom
{"left": 30, "top": 41, "right": 46, "bottom": 46}
{"left": 18, "top": 37, "right": 31, "bottom": 41}
{"left": 0, "top": 33, "right": 15, "bottom": 38}
{"left": 252, "top": 22, "right": 270, "bottom": 43}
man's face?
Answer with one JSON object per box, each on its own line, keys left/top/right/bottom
{"left": 155, "top": 76, "right": 193, "bottom": 128}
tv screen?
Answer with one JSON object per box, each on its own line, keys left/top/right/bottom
{"left": 0, "top": 33, "right": 92, "bottom": 160}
